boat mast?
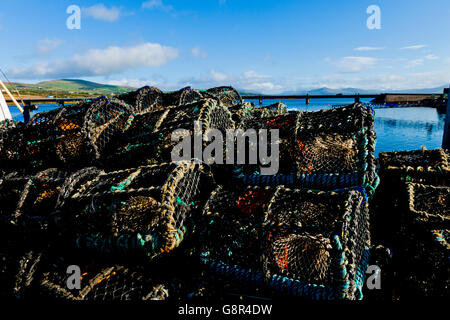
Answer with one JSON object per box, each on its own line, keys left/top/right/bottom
{"left": 0, "top": 78, "right": 24, "bottom": 114}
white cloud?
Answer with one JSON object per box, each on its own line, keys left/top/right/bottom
{"left": 401, "top": 44, "right": 427, "bottom": 50}
{"left": 334, "top": 56, "right": 378, "bottom": 73}
{"left": 10, "top": 43, "right": 179, "bottom": 79}
{"left": 210, "top": 70, "right": 228, "bottom": 82}
{"left": 83, "top": 4, "right": 121, "bottom": 22}
{"left": 142, "top": 0, "right": 173, "bottom": 12}
{"left": 405, "top": 59, "right": 424, "bottom": 68}
{"left": 191, "top": 47, "right": 208, "bottom": 59}
{"left": 425, "top": 54, "right": 439, "bottom": 60}
{"left": 35, "top": 38, "right": 63, "bottom": 56}
{"left": 354, "top": 46, "right": 384, "bottom": 51}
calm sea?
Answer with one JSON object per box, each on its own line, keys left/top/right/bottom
{"left": 10, "top": 98, "right": 445, "bottom": 156}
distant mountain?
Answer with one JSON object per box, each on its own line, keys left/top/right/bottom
{"left": 280, "top": 85, "right": 448, "bottom": 95}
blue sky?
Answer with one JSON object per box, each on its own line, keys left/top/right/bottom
{"left": 1, "top": 0, "right": 450, "bottom": 93}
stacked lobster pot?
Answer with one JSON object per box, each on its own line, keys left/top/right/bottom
{"left": 198, "top": 102, "right": 377, "bottom": 300}
{"left": 0, "top": 86, "right": 237, "bottom": 300}
{"left": 199, "top": 185, "right": 370, "bottom": 300}
{"left": 375, "top": 149, "right": 449, "bottom": 298}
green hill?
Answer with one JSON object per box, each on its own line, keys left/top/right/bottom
{"left": 5, "top": 79, "right": 136, "bottom": 98}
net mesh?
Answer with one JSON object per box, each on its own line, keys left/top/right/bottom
{"left": 199, "top": 186, "right": 275, "bottom": 270}
{"left": 202, "top": 86, "right": 243, "bottom": 106}
{"left": 398, "top": 183, "right": 450, "bottom": 297}
{"left": 82, "top": 97, "right": 133, "bottom": 161}
{"left": 163, "top": 87, "right": 204, "bottom": 107}
{"left": 200, "top": 186, "right": 370, "bottom": 300}
{"left": 54, "top": 162, "right": 205, "bottom": 258}
{"left": 294, "top": 104, "right": 375, "bottom": 176}
{"left": 263, "top": 187, "right": 369, "bottom": 293}
{"left": 237, "top": 103, "right": 378, "bottom": 192}
{"left": 0, "top": 120, "right": 25, "bottom": 168}
{"left": 116, "top": 86, "right": 164, "bottom": 114}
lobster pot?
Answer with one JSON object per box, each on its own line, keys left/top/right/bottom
{"left": 374, "top": 149, "right": 449, "bottom": 246}
{"left": 399, "top": 183, "right": 450, "bottom": 296}
{"left": 262, "top": 187, "right": 370, "bottom": 300}
{"left": 162, "top": 87, "right": 204, "bottom": 107}
{"left": 200, "top": 186, "right": 370, "bottom": 301}
{"left": 22, "top": 109, "right": 63, "bottom": 170}
{"left": 38, "top": 256, "right": 168, "bottom": 301}
{"left": 238, "top": 102, "right": 289, "bottom": 130}
{"left": 0, "top": 120, "right": 25, "bottom": 169}
{"left": 116, "top": 86, "right": 164, "bottom": 114}
{"left": 202, "top": 86, "right": 242, "bottom": 106}
{"left": 379, "top": 149, "right": 449, "bottom": 186}
{"left": 153, "top": 99, "right": 235, "bottom": 162}
{"left": 51, "top": 101, "right": 95, "bottom": 166}
{"left": 239, "top": 104, "right": 378, "bottom": 195}
{"left": 0, "top": 250, "right": 42, "bottom": 299}
{"left": 82, "top": 97, "right": 134, "bottom": 162}
{"left": 236, "top": 112, "right": 297, "bottom": 177}
{"left": 4, "top": 169, "right": 69, "bottom": 238}
{"left": 56, "top": 162, "right": 207, "bottom": 260}
{"left": 0, "top": 171, "right": 31, "bottom": 222}
{"left": 199, "top": 186, "right": 277, "bottom": 271}
{"left": 228, "top": 102, "right": 255, "bottom": 125}
{"left": 104, "top": 109, "right": 168, "bottom": 168}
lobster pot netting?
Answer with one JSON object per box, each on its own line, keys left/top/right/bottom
{"left": 0, "top": 169, "right": 69, "bottom": 238}
{"left": 38, "top": 257, "right": 169, "bottom": 301}
{"left": 22, "top": 108, "right": 63, "bottom": 169}
{"left": 238, "top": 104, "right": 378, "bottom": 194}
{"left": 162, "top": 87, "right": 204, "bottom": 107}
{"left": 294, "top": 104, "right": 377, "bottom": 191}
{"left": 104, "top": 109, "right": 169, "bottom": 168}
{"left": 262, "top": 187, "right": 370, "bottom": 300}
{"left": 82, "top": 97, "right": 134, "bottom": 162}
{"left": 237, "top": 112, "right": 297, "bottom": 177}
{"left": 379, "top": 149, "right": 449, "bottom": 185}
{"left": 13, "top": 168, "right": 69, "bottom": 233}
{"left": 227, "top": 102, "right": 255, "bottom": 125}
{"left": 200, "top": 186, "right": 370, "bottom": 300}
{"left": 0, "top": 250, "right": 42, "bottom": 299}
{"left": 153, "top": 99, "right": 235, "bottom": 163}
{"left": 400, "top": 183, "right": 450, "bottom": 296}
{"left": 51, "top": 100, "right": 95, "bottom": 166}
{"left": 56, "top": 162, "right": 205, "bottom": 259}
{"left": 116, "top": 86, "right": 164, "bottom": 114}
{"left": 0, "top": 120, "right": 25, "bottom": 168}
{"left": 238, "top": 102, "right": 289, "bottom": 130}
{"left": 199, "top": 186, "right": 276, "bottom": 271}
{"left": 202, "top": 86, "right": 243, "bottom": 106}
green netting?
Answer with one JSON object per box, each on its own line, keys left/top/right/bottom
{"left": 116, "top": 86, "right": 164, "bottom": 114}
{"left": 200, "top": 185, "right": 370, "bottom": 300}
{"left": 202, "top": 86, "right": 243, "bottom": 106}
{"left": 54, "top": 162, "right": 207, "bottom": 259}
{"left": 82, "top": 97, "right": 134, "bottom": 162}
{"left": 163, "top": 87, "right": 204, "bottom": 107}
{"left": 151, "top": 99, "right": 235, "bottom": 163}
{"left": 236, "top": 103, "right": 378, "bottom": 193}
